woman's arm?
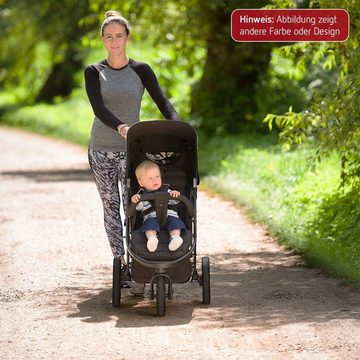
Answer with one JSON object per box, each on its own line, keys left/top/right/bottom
{"left": 84, "top": 65, "right": 126, "bottom": 130}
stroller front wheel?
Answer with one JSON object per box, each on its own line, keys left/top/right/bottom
{"left": 156, "top": 276, "right": 166, "bottom": 316}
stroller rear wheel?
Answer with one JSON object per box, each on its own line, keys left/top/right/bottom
{"left": 112, "top": 257, "right": 122, "bottom": 306}
{"left": 201, "top": 256, "right": 211, "bottom": 305}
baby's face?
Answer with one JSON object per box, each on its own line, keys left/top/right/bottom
{"left": 138, "top": 167, "right": 162, "bottom": 191}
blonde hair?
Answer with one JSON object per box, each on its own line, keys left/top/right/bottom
{"left": 135, "top": 160, "right": 160, "bottom": 180}
{"left": 100, "top": 10, "right": 131, "bottom": 36}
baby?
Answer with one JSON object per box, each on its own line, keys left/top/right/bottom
{"left": 131, "top": 160, "right": 185, "bottom": 252}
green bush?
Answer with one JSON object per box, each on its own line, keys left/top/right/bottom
{"left": 306, "top": 185, "right": 360, "bottom": 283}
{"left": 199, "top": 133, "right": 360, "bottom": 286}
{"left": 0, "top": 99, "right": 93, "bottom": 146}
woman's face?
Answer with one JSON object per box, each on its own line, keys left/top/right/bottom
{"left": 102, "top": 22, "right": 128, "bottom": 56}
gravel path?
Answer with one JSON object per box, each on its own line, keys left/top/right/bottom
{"left": 1, "top": 126, "right": 359, "bottom": 360}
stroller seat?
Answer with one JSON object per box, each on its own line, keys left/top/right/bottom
{"left": 130, "top": 228, "right": 193, "bottom": 284}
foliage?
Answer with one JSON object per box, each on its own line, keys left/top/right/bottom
{"left": 189, "top": 0, "right": 275, "bottom": 134}
{"left": 200, "top": 134, "right": 326, "bottom": 248}
{"left": 1, "top": 0, "right": 209, "bottom": 116}
{"left": 1, "top": 0, "right": 293, "bottom": 134}
{"left": 254, "top": 47, "right": 308, "bottom": 124}
{"left": 264, "top": 0, "right": 360, "bottom": 186}
{"left": 307, "top": 184, "right": 360, "bottom": 282}
{"left": 1, "top": 0, "right": 92, "bottom": 102}
{"left": 260, "top": 0, "right": 360, "bottom": 283}
{"left": 199, "top": 132, "right": 360, "bottom": 283}
{"left": 0, "top": 97, "right": 93, "bottom": 146}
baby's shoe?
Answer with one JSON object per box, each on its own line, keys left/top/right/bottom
{"left": 169, "top": 235, "right": 183, "bottom": 251}
{"left": 147, "top": 235, "right": 159, "bottom": 252}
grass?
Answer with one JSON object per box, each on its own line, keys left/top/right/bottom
{"left": 0, "top": 95, "right": 93, "bottom": 146}
{"left": 305, "top": 185, "right": 360, "bottom": 284}
{"left": 198, "top": 133, "right": 360, "bottom": 285}
{"left": 199, "top": 133, "right": 336, "bottom": 248}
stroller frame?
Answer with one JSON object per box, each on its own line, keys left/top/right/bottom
{"left": 112, "top": 120, "right": 210, "bottom": 316}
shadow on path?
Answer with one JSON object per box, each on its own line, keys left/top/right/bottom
{"left": 63, "top": 252, "right": 360, "bottom": 329}
{"left": 66, "top": 287, "right": 198, "bottom": 327}
{"left": 0, "top": 168, "right": 93, "bottom": 182}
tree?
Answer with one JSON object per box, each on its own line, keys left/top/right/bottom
{"left": 190, "top": 0, "right": 274, "bottom": 134}
{"left": 110, "top": 0, "right": 275, "bottom": 134}
{"left": 1, "top": 0, "right": 279, "bottom": 136}
{"left": 1, "top": 0, "right": 91, "bottom": 103}
{"left": 264, "top": 0, "right": 360, "bottom": 186}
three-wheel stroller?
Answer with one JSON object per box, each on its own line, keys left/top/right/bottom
{"left": 112, "top": 120, "right": 210, "bottom": 316}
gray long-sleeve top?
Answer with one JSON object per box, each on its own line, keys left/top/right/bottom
{"left": 84, "top": 58, "right": 179, "bottom": 152}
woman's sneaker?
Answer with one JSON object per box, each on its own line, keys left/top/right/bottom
{"left": 169, "top": 235, "right": 183, "bottom": 251}
{"left": 146, "top": 235, "right": 159, "bottom": 252}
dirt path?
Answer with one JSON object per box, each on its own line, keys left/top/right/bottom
{"left": 0, "top": 126, "right": 359, "bottom": 360}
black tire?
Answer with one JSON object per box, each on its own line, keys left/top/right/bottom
{"left": 202, "top": 257, "right": 211, "bottom": 305}
{"left": 156, "top": 276, "right": 166, "bottom": 316}
{"left": 112, "top": 257, "right": 121, "bottom": 306}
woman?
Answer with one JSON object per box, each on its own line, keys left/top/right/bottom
{"left": 85, "top": 10, "right": 180, "bottom": 263}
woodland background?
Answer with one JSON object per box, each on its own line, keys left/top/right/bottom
{"left": 1, "top": 0, "right": 360, "bottom": 284}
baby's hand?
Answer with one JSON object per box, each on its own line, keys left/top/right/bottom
{"left": 131, "top": 194, "right": 141, "bottom": 203}
{"left": 170, "top": 190, "right": 180, "bottom": 198}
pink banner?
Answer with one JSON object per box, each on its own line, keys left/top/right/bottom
{"left": 231, "top": 9, "right": 349, "bottom": 42}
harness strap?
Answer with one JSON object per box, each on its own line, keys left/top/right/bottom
{"left": 154, "top": 192, "right": 169, "bottom": 229}
{"left": 140, "top": 184, "right": 175, "bottom": 229}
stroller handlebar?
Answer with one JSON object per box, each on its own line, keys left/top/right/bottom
{"left": 128, "top": 193, "right": 194, "bottom": 219}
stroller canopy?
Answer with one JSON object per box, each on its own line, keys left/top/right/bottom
{"left": 126, "top": 120, "right": 199, "bottom": 184}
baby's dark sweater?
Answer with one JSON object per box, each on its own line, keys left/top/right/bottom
{"left": 84, "top": 58, "right": 179, "bottom": 152}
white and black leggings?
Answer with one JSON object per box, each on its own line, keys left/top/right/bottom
{"left": 88, "top": 149, "right": 128, "bottom": 257}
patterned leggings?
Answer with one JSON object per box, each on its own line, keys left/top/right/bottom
{"left": 88, "top": 150, "right": 128, "bottom": 257}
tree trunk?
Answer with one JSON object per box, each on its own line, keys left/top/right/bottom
{"left": 36, "top": 47, "right": 82, "bottom": 102}
{"left": 191, "top": 0, "right": 273, "bottom": 134}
